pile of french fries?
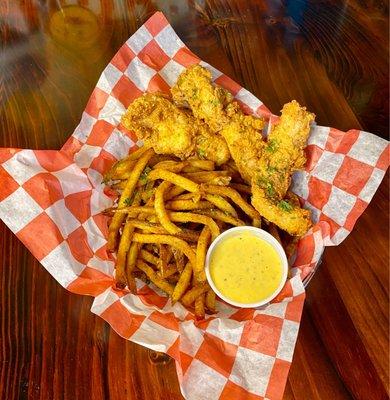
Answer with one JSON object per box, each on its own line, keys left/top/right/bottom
{"left": 103, "top": 146, "right": 296, "bottom": 319}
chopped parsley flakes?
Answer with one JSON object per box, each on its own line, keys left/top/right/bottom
{"left": 278, "top": 200, "right": 293, "bottom": 212}
{"left": 265, "top": 139, "right": 278, "bottom": 153}
{"left": 139, "top": 166, "right": 151, "bottom": 184}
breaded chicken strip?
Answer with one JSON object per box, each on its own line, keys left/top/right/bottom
{"left": 172, "top": 66, "right": 265, "bottom": 182}
{"left": 121, "top": 93, "right": 230, "bottom": 165}
{"left": 251, "top": 101, "right": 315, "bottom": 236}
{"left": 172, "top": 65, "right": 314, "bottom": 236}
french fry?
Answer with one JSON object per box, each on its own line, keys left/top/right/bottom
{"left": 140, "top": 248, "right": 159, "bottom": 266}
{"left": 269, "top": 223, "right": 282, "bottom": 244}
{"left": 128, "top": 145, "right": 152, "bottom": 161}
{"left": 136, "top": 260, "right": 174, "bottom": 295}
{"left": 182, "top": 160, "right": 215, "bottom": 172}
{"left": 107, "top": 148, "right": 154, "bottom": 250}
{"left": 171, "top": 192, "right": 198, "bottom": 201}
{"left": 167, "top": 274, "right": 180, "bottom": 284}
{"left": 155, "top": 181, "right": 181, "bottom": 234}
{"left": 153, "top": 160, "right": 188, "bottom": 172}
{"left": 149, "top": 154, "right": 177, "bottom": 167}
{"left": 166, "top": 199, "right": 211, "bottom": 211}
{"left": 112, "top": 207, "right": 220, "bottom": 240}
{"left": 126, "top": 219, "right": 200, "bottom": 242}
{"left": 158, "top": 244, "right": 169, "bottom": 276}
{"left": 181, "top": 284, "right": 209, "bottom": 307}
{"left": 114, "top": 191, "right": 143, "bottom": 287}
{"left": 132, "top": 233, "right": 197, "bottom": 266}
{"left": 194, "top": 293, "right": 205, "bottom": 319}
{"left": 182, "top": 171, "right": 230, "bottom": 184}
{"left": 159, "top": 264, "right": 177, "bottom": 278}
{"left": 147, "top": 169, "right": 200, "bottom": 193}
{"left": 168, "top": 212, "right": 219, "bottom": 240}
{"left": 203, "top": 185, "right": 260, "bottom": 220}
{"left": 126, "top": 242, "right": 140, "bottom": 293}
{"left": 205, "top": 289, "right": 216, "bottom": 313}
{"left": 115, "top": 222, "right": 135, "bottom": 288}
{"left": 103, "top": 159, "right": 136, "bottom": 182}
{"left": 194, "top": 226, "right": 211, "bottom": 283}
{"left": 172, "top": 192, "right": 202, "bottom": 202}
{"left": 230, "top": 183, "right": 252, "bottom": 194}
{"left": 252, "top": 218, "right": 261, "bottom": 228}
{"left": 203, "top": 194, "right": 238, "bottom": 217}
{"left": 171, "top": 262, "right": 192, "bottom": 303}
{"left": 194, "top": 209, "right": 245, "bottom": 227}
{"left": 172, "top": 249, "right": 185, "bottom": 273}
{"left": 164, "top": 186, "right": 186, "bottom": 201}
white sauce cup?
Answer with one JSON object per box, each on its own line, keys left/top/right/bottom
{"left": 205, "top": 226, "right": 289, "bottom": 308}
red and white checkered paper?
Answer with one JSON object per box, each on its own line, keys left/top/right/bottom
{"left": 0, "top": 12, "right": 388, "bottom": 400}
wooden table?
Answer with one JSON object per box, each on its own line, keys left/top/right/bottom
{"left": 1, "top": 1, "right": 388, "bottom": 399}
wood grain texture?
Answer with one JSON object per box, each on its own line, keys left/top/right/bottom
{"left": 0, "top": 1, "right": 388, "bottom": 399}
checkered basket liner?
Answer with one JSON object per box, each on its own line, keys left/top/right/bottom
{"left": 0, "top": 12, "right": 388, "bottom": 400}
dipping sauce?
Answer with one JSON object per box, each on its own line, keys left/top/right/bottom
{"left": 209, "top": 232, "right": 283, "bottom": 304}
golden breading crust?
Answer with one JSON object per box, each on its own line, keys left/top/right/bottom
{"left": 121, "top": 93, "right": 230, "bottom": 165}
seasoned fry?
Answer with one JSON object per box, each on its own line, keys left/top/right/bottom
{"left": 159, "top": 264, "right": 177, "bottom": 278}
{"left": 173, "top": 249, "right": 185, "bottom": 273}
{"left": 158, "top": 244, "right": 169, "bottom": 276}
{"left": 166, "top": 199, "right": 211, "bottom": 211}
{"left": 153, "top": 160, "right": 188, "bottom": 172}
{"left": 194, "top": 226, "right": 211, "bottom": 283}
{"left": 171, "top": 192, "right": 198, "bottom": 201}
{"left": 172, "top": 262, "right": 192, "bottom": 303}
{"left": 115, "top": 222, "right": 135, "bottom": 287}
{"left": 132, "top": 233, "right": 197, "bottom": 266}
{"left": 182, "top": 159, "right": 214, "bottom": 172}
{"left": 205, "top": 289, "right": 216, "bottom": 313}
{"left": 147, "top": 169, "right": 200, "bottom": 193}
{"left": 194, "top": 208, "right": 245, "bottom": 227}
{"left": 269, "top": 223, "right": 282, "bottom": 244}
{"left": 168, "top": 212, "right": 219, "bottom": 240}
{"left": 137, "top": 260, "right": 174, "bottom": 295}
{"left": 126, "top": 219, "right": 200, "bottom": 241}
{"left": 107, "top": 148, "right": 154, "bottom": 250}
{"left": 112, "top": 207, "right": 220, "bottom": 240}
{"left": 181, "top": 284, "right": 209, "bottom": 307}
{"left": 203, "top": 185, "right": 260, "bottom": 220}
{"left": 103, "top": 146, "right": 151, "bottom": 182}
{"left": 114, "top": 191, "right": 143, "bottom": 287}
{"left": 164, "top": 186, "right": 186, "bottom": 201}
{"left": 182, "top": 171, "right": 230, "bottom": 184}
{"left": 126, "top": 242, "right": 140, "bottom": 293}
{"left": 252, "top": 218, "right": 261, "bottom": 228}
{"left": 155, "top": 181, "right": 181, "bottom": 234}
{"left": 149, "top": 154, "right": 177, "bottom": 167}
{"left": 140, "top": 248, "right": 159, "bottom": 266}
{"left": 203, "top": 194, "right": 238, "bottom": 217}
{"left": 230, "top": 183, "right": 252, "bottom": 194}
{"left": 194, "top": 293, "right": 206, "bottom": 319}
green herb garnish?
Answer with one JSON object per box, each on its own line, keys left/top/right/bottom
{"left": 278, "top": 200, "right": 293, "bottom": 212}
{"left": 257, "top": 177, "right": 275, "bottom": 197}
{"left": 265, "top": 139, "right": 278, "bottom": 153}
{"left": 140, "top": 166, "right": 151, "bottom": 184}
{"left": 197, "top": 149, "right": 206, "bottom": 158}
{"left": 124, "top": 197, "right": 133, "bottom": 206}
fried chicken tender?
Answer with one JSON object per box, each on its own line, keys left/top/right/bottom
{"left": 251, "top": 101, "right": 315, "bottom": 236}
{"left": 172, "top": 65, "right": 315, "bottom": 236}
{"left": 121, "top": 93, "right": 230, "bottom": 165}
{"left": 172, "top": 66, "right": 265, "bottom": 182}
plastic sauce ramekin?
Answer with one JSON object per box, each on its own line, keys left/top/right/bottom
{"left": 205, "top": 226, "right": 288, "bottom": 308}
